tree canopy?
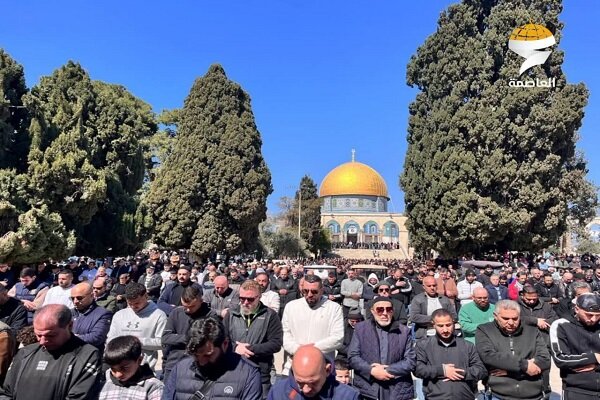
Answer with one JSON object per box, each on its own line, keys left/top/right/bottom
{"left": 138, "top": 64, "right": 272, "bottom": 258}
{"left": 400, "top": 0, "right": 597, "bottom": 256}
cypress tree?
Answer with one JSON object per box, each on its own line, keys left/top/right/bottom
{"left": 400, "top": 0, "right": 596, "bottom": 256}
{"left": 139, "top": 64, "right": 272, "bottom": 257}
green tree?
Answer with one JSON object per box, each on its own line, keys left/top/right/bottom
{"left": 284, "top": 175, "right": 330, "bottom": 256}
{"left": 139, "top": 64, "right": 272, "bottom": 257}
{"left": 0, "top": 49, "right": 29, "bottom": 172}
{"left": 400, "top": 0, "right": 597, "bottom": 256}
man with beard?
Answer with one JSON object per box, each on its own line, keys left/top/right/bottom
{"left": 163, "top": 317, "right": 262, "bottom": 399}
{"left": 550, "top": 293, "right": 600, "bottom": 400}
{"left": 341, "top": 269, "right": 363, "bottom": 318}
{"left": 457, "top": 270, "right": 483, "bottom": 307}
{"left": 158, "top": 266, "right": 202, "bottom": 316}
{"left": 70, "top": 282, "right": 112, "bottom": 354}
{"left": 386, "top": 268, "right": 413, "bottom": 306}
{"left": 282, "top": 275, "right": 344, "bottom": 376}
{"left": 476, "top": 300, "right": 550, "bottom": 400}
{"left": 518, "top": 285, "right": 557, "bottom": 395}
{"left": 535, "top": 273, "right": 561, "bottom": 308}
{"left": 224, "top": 280, "right": 282, "bottom": 398}
{"left": 137, "top": 264, "right": 162, "bottom": 302}
{"left": 8, "top": 268, "right": 50, "bottom": 325}
{"left": 556, "top": 281, "right": 591, "bottom": 320}
{"left": 349, "top": 298, "right": 415, "bottom": 400}
{"left": 477, "top": 265, "right": 495, "bottom": 287}
{"left": 268, "top": 345, "right": 359, "bottom": 399}
{"left": 323, "top": 272, "right": 343, "bottom": 305}
{"left": 272, "top": 267, "right": 298, "bottom": 317}
{"left": 255, "top": 272, "right": 280, "bottom": 313}
{"left": 92, "top": 277, "right": 117, "bottom": 313}
{"left": 161, "top": 285, "right": 216, "bottom": 381}
{"left": 203, "top": 276, "right": 240, "bottom": 318}
{"left": 42, "top": 269, "right": 74, "bottom": 309}
{"left": 415, "top": 309, "right": 487, "bottom": 400}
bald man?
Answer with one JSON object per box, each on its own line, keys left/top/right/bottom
{"left": 203, "top": 275, "right": 240, "bottom": 318}
{"left": 0, "top": 304, "right": 101, "bottom": 400}
{"left": 71, "top": 282, "right": 112, "bottom": 353}
{"left": 458, "top": 287, "right": 495, "bottom": 344}
{"left": 268, "top": 345, "right": 359, "bottom": 399}
{"left": 409, "top": 276, "right": 457, "bottom": 339}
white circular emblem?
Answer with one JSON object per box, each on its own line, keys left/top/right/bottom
{"left": 224, "top": 386, "right": 234, "bottom": 394}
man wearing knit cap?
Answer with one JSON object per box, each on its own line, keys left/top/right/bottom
{"left": 337, "top": 307, "right": 363, "bottom": 363}
{"left": 365, "top": 281, "right": 408, "bottom": 325}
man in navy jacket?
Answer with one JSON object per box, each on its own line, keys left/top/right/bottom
{"left": 70, "top": 282, "right": 112, "bottom": 354}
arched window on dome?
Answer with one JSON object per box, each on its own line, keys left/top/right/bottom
{"left": 327, "top": 221, "right": 340, "bottom": 234}
{"left": 363, "top": 221, "right": 379, "bottom": 235}
{"left": 384, "top": 221, "right": 399, "bottom": 238}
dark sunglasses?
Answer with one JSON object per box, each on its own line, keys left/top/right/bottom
{"left": 302, "top": 289, "right": 320, "bottom": 296}
{"left": 70, "top": 294, "right": 89, "bottom": 301}
{"left": 374, "top": 306, "right": 393, "bottom": 315}
{"left": 378, "top": 288, "right": 390, "bottom": 292}
{"left": 239, "top": 296, "right": 258, "bottom": 303}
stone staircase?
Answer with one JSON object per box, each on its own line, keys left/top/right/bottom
{"left": 328, "top": 248, "right": 410, "bottom": 260}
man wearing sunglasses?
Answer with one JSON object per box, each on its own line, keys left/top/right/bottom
{"left": 349, "top": 298, "right": 415, "bottom": 400}
{"left": 224, "top": 280, "right": 282, "bottom": 398}
{"left": 70, "top": 282, "right": 112, "bottom": 354}
{"left": 281, "top": 275, "right": 344, "bottom": 376}
{"left": 365, "top": 281, "right": 408, "bottom": 325}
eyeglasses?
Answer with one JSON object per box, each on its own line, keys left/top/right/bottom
{"left": 239, "top": 296, "right": 258, "bottom": 303}
{"left": 378, "top": 288, "right": 390, "bottom": 292}
{"left": 70, "top": 294, "right": 90, "bottom": 301}
{"left": 92, "top": 286, "right": 104, "bottom": 291}
{"left": 301, "top": 289, "right": 320, "bottom": 296}
{"left": 374, "top": 307, "right": 393, "bottom": 315}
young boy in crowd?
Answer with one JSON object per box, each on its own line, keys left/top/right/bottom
{"left": 100, "top": 336, "right": 163, "bottom": 400}
{"left": 334, "top": 359, "right": 351, "bottom": 386}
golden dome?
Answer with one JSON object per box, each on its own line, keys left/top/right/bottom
{"left": 320, "top": 161, "right": 388, "bottom": 198}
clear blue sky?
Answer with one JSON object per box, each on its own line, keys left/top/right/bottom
{"left": 2, "top": 0, "right": 598, "bottom": 214}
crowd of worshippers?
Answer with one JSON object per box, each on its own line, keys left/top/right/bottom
{"left": 0, "top": 252, "right": 598, "bottom": 399}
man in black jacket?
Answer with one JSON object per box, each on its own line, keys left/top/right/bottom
{"left": 415, "top": 309, "right": 487, "bottom": 400}
{"left": 0, "top": 286, "right": 27, "bottom": 336}
{"left": 223, "top": 280, "right": 282, "bottom": 398}
{"left": 0, "top": 304, "right": 101, "bottom": 400}
{"left": 323, "top": 273, "right": 342, "bottom": 305}
{"left": 476, "top": 299, "right": 551, "bottom": 400}
{"left": 550, "top": 293, "right": 600, "bottom": 400}
{"left": 161, "top": 285, "right": 216, "bottom": 381}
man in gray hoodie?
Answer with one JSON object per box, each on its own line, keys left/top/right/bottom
{"left": 106, "top": 282, "right": 167, "bottom": 370}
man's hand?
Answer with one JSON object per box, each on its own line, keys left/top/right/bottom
{"left": 328, "top": 295, "right": 335, "bottom": 301}
{"left": 442, "top": 364, "right": 465, "bottom": 381}
{"left": 537, "top": 318, "right": 550, "bottom": 330}
{"left": 396, "top": 280, "right": 406, "bottom": 287}
{"left": 279, "top": 289, "right": 288, "bottom": 295}
{"left": 234, "top": 342, "right": 254, "bottom": 358}
{"left": 551, "top": 297, "right": 559, "bottom": 304}
{"left": 370, "top": 364, "right": 395, "bottom": 381}
{"left": 490, "top": 369, "right": 508, "bottom": 377}
{"left": 350, "top": 293, "right": 361, "bottom": 300}
{"left": 595, "top": 353, "right": 600, "bottom": 364}
{"left": 573, "top": 364, "right": 596, "bottom": 373}
{"left": 221, "top": 308, "right": 229, "bottom": 318}
{"left": 116, "top": 295, "right": 123, "bottom": 301}
{"left": 525, "top": 359, "right": 541, "bottom": 376}
{"left": 22, "top": 300, "right": 36, "bottom": 311}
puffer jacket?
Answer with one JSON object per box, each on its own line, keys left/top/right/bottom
{"left": 349, "top": 319, "right": 415, "bottom": 400}
{"left": 267, "top": 364, "right": 359, "bottom": 400}
{"left": 162, "top": 350, "right": 261, "bottom": 400}
{"left": 475, "top": 321, "right": 551, "bottom": 400}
